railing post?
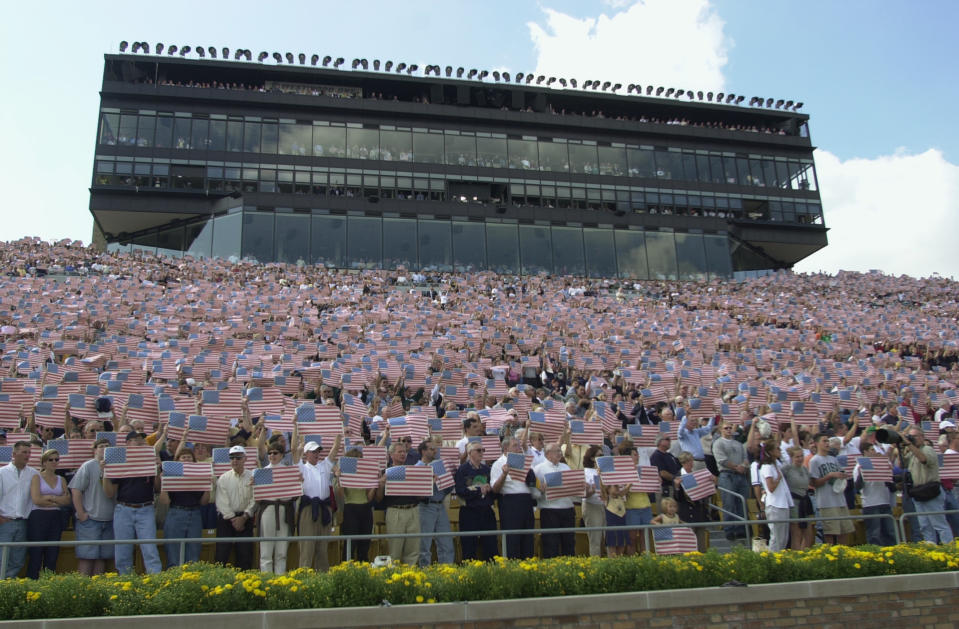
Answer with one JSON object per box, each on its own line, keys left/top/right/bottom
{"left": 0, "top": 544, "right": 8, "bottom": 579}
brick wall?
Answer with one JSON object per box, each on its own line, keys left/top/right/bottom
{"left": 16, "top": 572, "right": 959, "bottom": 629}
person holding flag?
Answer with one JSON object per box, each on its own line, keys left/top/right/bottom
{"left": 158, "top": 445, "right": 211, "bottom": 567}
{"left": 335, "top": 448, "right": 378, "bottom": 562}
{"left": 533, "top": 442, "right": 577, "bottom": 558}
{"left": 454, "top": 441, "right": 498, "bottom": 561}
{"left": 414, "top": 438, "right": 454, "bottom": 566}
{"left": 213, "top": 445, "right": 255, "bottom": 569}
{"left": 491, "top": 435, "right": 538, "bottom": 559}
{"left": 854, "top": 442, "right": 896, "bottom": 546}
{"left": 375, "top": 442, "right": 424, "bottom": 565}
{"left": 296, "top": 430, "right": 342, "bottom": 572}
{"left": 101, "top": 431, "right": 162, "bottom": 574}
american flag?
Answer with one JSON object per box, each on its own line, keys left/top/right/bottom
{"left": 594, "top": 401, "right": 621, "bottom": 434}
{"left": 388, "top": 415, "right": 430, "bottom": 442}
{"left": 527, "top": 411, "right": 565, "bottom": 440}
{"left": 920, "top": 421, "right": 939, "bottom": 444}
{"left": 0, "top": 393, "right": 21, "bottom": 428}
{"left": 170, "top": 413, "right": 230, "bottom": 445}
{"left": 569, "top": 420, "right": 604, "bottom": 445}
{"left": 626, "top": 424, "right": 658, "bottom": 448}
{"left": 679, "top": 468, "right": 717, "bottom": 501}
{"left": 200, "top": 388, "right": 244, "bottom": 421}
{"left": 245, "top": 386, "right": 285, "bottom": 417}
{"left": 596, "top": 455, "right": 641, "bottom": 486}
{"left": 506, "top": 452, "right": 533, "bottom": 482}
{"left": 428, "top": 417, "right": 463, "bottom": 440}
{"left": 253, "top": 466, "right": 303, "bottom": 500}
{"left": 429, "top": 459, "right": 455, "bottom": 491}
{"left": 262, "top": 413, "right": 295, "bottom": 433}
{"left": 837, "top": 454, "right": 859, "bottom": 476}
{"left": 790, "top": 400, "right": 820, "bottom": 425}
{"left": 346, "top": 443, "right": 388, "bottom": 470}
{"left": 938, "top": 453, "right": 959, "bottom": 481}
{"left": 542, "top": 469, "right": 585, "bottom": 500}
{"left": 33, "top": 400, "right": 63, "bottom": 428}
{"left": 653, "top": 526, "right": 698, "bottom": 555}
{"left": 384, "top": 398, "right": 405, "bottom": 418}
{"left": 295, "top": 402, "right": 344, "bottom": 435}
{"left": 437, "top": 446, "right": 461, "bottom": 473}
{"left": 338, "top": 456, "right": 381, "bottom": 489}
{"left": 384, "top": 465, "right": 434, "bottom": 496}
{"left": 467, "top": 435, "right": 502, "bottom": 461}
{"left": 46, "top": 439, "right": 94, "bottom": 469}
{"left": 341, "top": 393, "right": 368, "bottom": 422}
{"left": 160, "top": 461, "right": 214, "bottom": 492}
{"left": 636, "top": 465, "right": 663, "bottom": 493}
{"left": 856, "top": 456, "right": 893, "bottom": 483}
{"left": 103, "top": 446, "right": 157, "bottom": 478}
{"left": 96, "top": 432, "right": 118, "bottom": 446}
{"left": 212, "top": 446, "right": 258, "bottom": 475}
{"left": 123, "top": 393, "right": 158, "bottom": 425}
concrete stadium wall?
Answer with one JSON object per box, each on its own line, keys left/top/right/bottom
{"left": 3, "top": 571, "right": 957, "bottom": 628}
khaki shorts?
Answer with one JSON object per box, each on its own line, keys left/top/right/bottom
{"left": 820, "top": 506, "right": 855, "bottom": 535}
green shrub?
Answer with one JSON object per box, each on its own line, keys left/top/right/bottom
{"left": 1, "top": 542, "right": 957, "bottom": 619}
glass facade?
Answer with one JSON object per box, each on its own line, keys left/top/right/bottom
{"left": 97, "top": 109, "right": 820, "bottom": 196}
{"left": 109, "top": 210, "right": 736, "bottom": 280}
{"left": 94, "top": 72, "right": 823, "bottom": 279}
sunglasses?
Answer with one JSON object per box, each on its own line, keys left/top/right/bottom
{"left": 473, "top": 448, "right": 486, "bottom": 453}
{"left": 268, "top": 451, "right": 282, "bottom": 455}
{"left": 229, "top": 455, "right": 244, "bottom": 460}
{"left": 48, "top": 458, "right": 60, "bottom": 462}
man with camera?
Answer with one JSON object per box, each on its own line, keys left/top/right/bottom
{"left": 901, "top": 427, "right": 953, "bottom": 544}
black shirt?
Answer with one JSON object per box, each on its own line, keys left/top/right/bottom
{"left": 111, "top": 476, "right": 155, "bottom": 503}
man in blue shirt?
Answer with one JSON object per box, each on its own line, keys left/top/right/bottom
{"left": 677, "top": 410, "right": 714, "bottom": 471}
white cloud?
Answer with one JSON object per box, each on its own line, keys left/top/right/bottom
{"left": 795, "top": 148, "right": 959, "bottom": 279}
{"left": 528, "top": 0, "right": 729, "bottom": 93}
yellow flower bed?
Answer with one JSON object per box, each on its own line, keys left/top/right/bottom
{"left": 2, "top": 542, "right": 958, "bottom": 619}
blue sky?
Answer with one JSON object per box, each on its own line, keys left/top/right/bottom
{"left": 1, "top": 0, "right": 957, "bottom": 277}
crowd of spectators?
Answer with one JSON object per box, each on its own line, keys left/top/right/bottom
{"left": 1, "top": 236, "right": 958, "bottom": 579}
{"left": 133, "top": 78, "right": 794, "bottom": 137}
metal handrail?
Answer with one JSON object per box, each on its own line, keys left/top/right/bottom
{"left": 715, "top": 484, "right": 751, "bottom": 545}
{"left": 0, "top": 512, "right": 903, "bottom": 578}
{"left": 896, "top": 507, "right": 959, "bottom": 544}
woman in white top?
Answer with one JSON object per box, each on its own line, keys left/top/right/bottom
{"left": 759, "top": 440, "right": 793, "bottom": 552}
{"left": 27, "top": 449, "right": 72, "bottom": 578}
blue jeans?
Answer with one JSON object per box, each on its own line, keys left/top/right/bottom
{"left": 74, "top": 518, "right": 114, "bottom": 560}
{"left": 113, "top": 504, "right": 162, "bottom": 574}
{"left": 862, "top": 504, "right": 897, "bottom": 546}
{"left": 941, "top": 487, "right": 959, "bottom": 536}
{"left": 900, "top": 493, "right": 922, "bottom": 542}
{"left": 912, "top": 489, "right": 954, "bottom": 544}
{"left": 418, "top": 502, "right": 454, "bottom": 566}
{"left": 718, "top": 471, "right": 750, "bottom": 537}
{"left": 0, "top": 519, "right": 28, "bottom": 578}
{"left": 164, "top": 506, "right": 203, "bottom": 567}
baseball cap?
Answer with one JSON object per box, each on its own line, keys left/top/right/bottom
{"left": 124, "top": 431, "right": 146, "bottom": 442}
{"left": 940, "top": 420, "right": 956, "bottom": 430}
{"left": 228, "top": 445, "right": 247, "bottom": 456}
{"left": 303, "top": 441, "right": 322, "bottom": 452}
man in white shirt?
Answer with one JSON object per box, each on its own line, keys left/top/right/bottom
{"left": 491, "top": 436, "right": 537, "bottom": 558}
{"left": 533, "top": 443, "right": 575, "bottom": 557}
{"left": 297, "top": 434, "right": 340, "bottom": 571}
{"left": 0, "top": 441, "right": 37, "bottom": 577}
{"left": 214, "top": 445, "right": 255, "bottom": 569}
